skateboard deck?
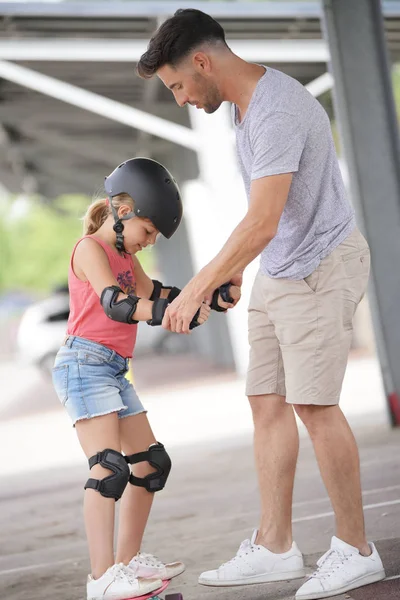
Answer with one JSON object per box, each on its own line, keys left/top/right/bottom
{"left": 129, "top": 579, "right": 169, "bottom": 600}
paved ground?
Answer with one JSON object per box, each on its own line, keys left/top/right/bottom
{"left": 0, "top": 353, "right": 399, "bottom": 600}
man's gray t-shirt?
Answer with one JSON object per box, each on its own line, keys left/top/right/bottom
{"left": 233, "top": 67, "right": 355, "bottom": 279}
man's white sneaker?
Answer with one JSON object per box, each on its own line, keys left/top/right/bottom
{"left": 198, "top": 529, "right": 306, "bottom": 587}
{"left": 128, "top": 552, "right": 185, "bottom": 580}
{"left": 87, "top": 563, "right": 162, "bottom": 600}
{"left": 295, "top": 536, "right": 386, "bottom": 600}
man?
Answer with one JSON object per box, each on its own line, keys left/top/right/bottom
{"left": 137, "top": 9, "right": 386, "bottom": 600}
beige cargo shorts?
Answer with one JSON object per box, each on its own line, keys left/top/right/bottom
{"left": 246, "top": 228, "right": 370, "bottom": 405}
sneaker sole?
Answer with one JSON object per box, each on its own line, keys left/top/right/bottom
{"left": 295, "top": 569, "right": 386, "bottom": 600}
{"left": 165, "top": 567, "right": 186, "bottom": 580}
{"left": 198, "top": 568, "right": 307, "bottom": 587}
{"left": 88, "top": 580, "right": 164, "bottom": 600}
{"left": 135, "top": 567, "right": 186, "bottom": 581}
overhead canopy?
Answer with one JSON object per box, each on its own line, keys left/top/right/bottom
{"left": 1, "top": 1, "right": 400, "bottom": 197}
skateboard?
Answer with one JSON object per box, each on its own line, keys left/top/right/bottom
{"left": 130, "top": 579, "right": 183, "bottom": 600}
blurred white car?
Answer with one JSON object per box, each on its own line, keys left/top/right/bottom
{"left": 16, "top": 289, "right": 184, "bottom": 376}
{"left": 17, "top": 290, "right": 70, "bottom": 375}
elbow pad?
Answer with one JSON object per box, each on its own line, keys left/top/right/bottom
{"left": 100, "top": 285, "right": 139, "bottom": 324}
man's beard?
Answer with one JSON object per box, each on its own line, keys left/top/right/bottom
{"left": 203, "top": 99, "right": 222, "bottom": 114}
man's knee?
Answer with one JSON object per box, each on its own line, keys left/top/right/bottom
{"left": 249, "top": 393, "right": 288, "bottom": 427}
{"left": 294, "top": 404, "right": 338, "bottom": 434}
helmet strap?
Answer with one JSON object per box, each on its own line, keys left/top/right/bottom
{"left": 109, "top": 197, "right": 129, "bottom": 254}
{"left": 113, "top": 220, "right": 126, "bottom": 254}
{"left": 109, "top": 199, "right": 137, "bottom": 254}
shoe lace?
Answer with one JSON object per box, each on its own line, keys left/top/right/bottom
{"left": 137, "top": 552, "right": 164, "bottom": 568}
{"left": 110, "top": 563, "right": 139, "bottom": 585}
{"left": 310, "top": 549, "right": 350, "bottom": 580}
{"left": 220, "top": 538, "right": 255, "bottom": 568}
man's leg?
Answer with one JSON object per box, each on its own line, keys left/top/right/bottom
{"left": 294, "top": 404, "right": 369, "bottom": 554}
{"left": 249, "top": 393, "right": 299, "bottom": 553}
{"left": 198, "top": 272, "right": 305, "bottom": 587}
{"left": 294, "top": 404, "right": 385, "bottom": 600}
{"left": 198, "top": 393, "right": 305, "bottom": 586}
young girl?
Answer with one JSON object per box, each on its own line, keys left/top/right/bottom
{"left": 52, "top": 157, "right": 237, "bottom": 600}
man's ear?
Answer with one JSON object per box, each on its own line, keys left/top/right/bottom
{"left": 192, "top": 51, "right": 212, "bottom": 74}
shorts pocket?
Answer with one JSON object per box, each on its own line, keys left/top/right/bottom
{"left": 77, "top": 349, "right": 108, "bottom": 365}
{"left": 342, "top": 250, "right": 370, "bottom": 278}
{"left": 342, "top": 250, "right": 370, "bottom": 304}
{"left": 302, "top": 267, "right": 320, "bottom": 294}
{"left": 52, "top": 364, "right": 69, "bottom": 405}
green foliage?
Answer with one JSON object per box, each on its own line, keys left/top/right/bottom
{"left": 0, "top": 195, "right": 155, "bottom": 294}
{"left": 0, "top": 195, "right": 86, "bottom": 293}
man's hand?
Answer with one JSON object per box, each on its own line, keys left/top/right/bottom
{"left": 162, "top": 280, "right": 206, "bottom": 334}
{"left": 163, "top": 270, "right": 243, "bottom": 333}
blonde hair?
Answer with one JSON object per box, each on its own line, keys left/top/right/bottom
{"left": 83, "top": 193, "right": 134, "bottom": 235}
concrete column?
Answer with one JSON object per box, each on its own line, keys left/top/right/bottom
{"left": 322, "top": 0, "right": 400, "bottom": 425}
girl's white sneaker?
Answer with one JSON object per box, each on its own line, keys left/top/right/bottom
{"left": 87, "top": 562, "right": 162, "bottom": 600}
{"left": 128, "top": 552, "right": 185, "bottom": 580}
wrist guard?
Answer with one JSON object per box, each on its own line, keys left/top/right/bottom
{"left": 147, "top": 297, "right": 169, "bottom": 326}
{"left": 166, "top": 286, "right": 181, "bottom": 302}
{"left": 149, "top": 279, "right": 163, "bottom": 301}
{"left": 189, "top": 308, "right": 201, "bottom": 330}
{"left": 149, "top": 279, "right": 181, "bottom": 303}
{"left": 210, "top": 282, "right": 233, "bottom": 312}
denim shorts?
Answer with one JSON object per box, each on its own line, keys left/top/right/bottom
{"left": 52, "top": 335, "right": 146, "bottom": 426}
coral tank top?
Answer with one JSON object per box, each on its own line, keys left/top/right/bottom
{"left": 67, "top": 235, "right": 138, "bottom": 358}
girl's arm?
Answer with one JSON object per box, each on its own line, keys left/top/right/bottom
{"left": 132, "top": 254, "right": 179, "bottom": 300}
{"left": 131, "top": 254, "right": 159, "bottom": 298}
{"left": 74, "top": 238, "right": 153, "bottom": 322}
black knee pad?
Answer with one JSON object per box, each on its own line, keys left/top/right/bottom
{"left": 125, "top": 442, "right": 171, "bottom": 493}
{"left": 84, "top": 448, "right": 130, "bottom": 501}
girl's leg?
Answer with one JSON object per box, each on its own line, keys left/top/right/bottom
{"left": 75, "top": 413, "right": 121, "bottom": 579}
{"left": 116, "top": 412, "right": 158, "bottom": 564}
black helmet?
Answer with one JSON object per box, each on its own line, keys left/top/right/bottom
{"left": 104, "top": 158, "right": 182, "bottom": 248}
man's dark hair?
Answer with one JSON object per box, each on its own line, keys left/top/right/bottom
{"left": 137, "top": 9, "right": 228, "bottom": 79}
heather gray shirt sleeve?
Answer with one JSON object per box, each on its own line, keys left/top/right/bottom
{"left": 251, "top": 112, "right": 307, "bottom": 181}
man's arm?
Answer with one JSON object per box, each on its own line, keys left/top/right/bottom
{"left": 163, "top": 172, "right": 293, "bottom": 333}
{"left": 194, "top": 172, "right": 293, "bottom": 296}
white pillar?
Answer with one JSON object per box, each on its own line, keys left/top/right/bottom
{"left": 187, "top": 103, "right": 258, "bottom": 376}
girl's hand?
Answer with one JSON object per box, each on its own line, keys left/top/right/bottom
{"left": 217, "top": 284, "right": 241, "bottom": 310}
{"left": 196, "top": 302, "right": 211, "bottom": 325}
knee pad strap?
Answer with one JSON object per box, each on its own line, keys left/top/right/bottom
{"left": 125, "top": 442, "right": 171, "bottom": 493}
{"left": 84, "top": 448, "right": 130, "bottom": 501}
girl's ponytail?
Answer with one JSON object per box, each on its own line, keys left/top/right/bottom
{"left": 83, "top": 198, "right": 110, "bottom": 235}
{"left": 82, "top": 193, "right": 134, "bottom": 235}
